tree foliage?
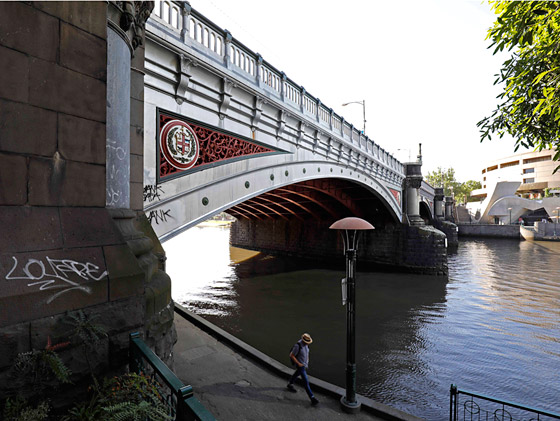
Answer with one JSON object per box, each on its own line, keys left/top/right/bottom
{"left": 478, "top": 1, "right": 560, "bottom": 170}
{"left": 425, "top": 167, "right": 481, "bottom": 203}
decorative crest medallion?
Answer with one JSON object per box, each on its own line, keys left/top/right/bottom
{"left": 159, "top": 120, "right": 200, "bottom": 170}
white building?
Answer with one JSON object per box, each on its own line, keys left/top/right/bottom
{"left": 471, "top": 148, "right": 560, "bottom": 200}
{"left": 467, "top": 149, "right": 560, "bottom": 224}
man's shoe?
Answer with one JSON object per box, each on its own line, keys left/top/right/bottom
{"left": 286, "top": 383, "right": 297, "bottom": 393}
{"left": 311, "top": 397, "right": 319, "bottom": 405}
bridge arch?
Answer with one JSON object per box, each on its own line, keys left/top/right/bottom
{"left": 146, "top": 160, "right": 401, "bottom": 242}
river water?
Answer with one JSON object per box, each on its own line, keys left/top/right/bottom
{"left": 165, "top": 224, "right": 560, "bottom": 419}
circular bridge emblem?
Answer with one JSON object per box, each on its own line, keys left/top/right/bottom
{"left": 160, "top": 120, "right": 199, "bottom": 170}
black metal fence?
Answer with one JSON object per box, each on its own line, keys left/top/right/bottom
{"left": 450, "top": 384, "right": 560, "bottom": 421}
{"left": 129, "top": 332, "right": 215, "bottom": 421}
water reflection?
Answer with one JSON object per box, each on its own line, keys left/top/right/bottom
{"left": 165, "top": 228, "right": 560, "bottom": 419}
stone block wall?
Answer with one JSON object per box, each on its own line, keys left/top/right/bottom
{"left": 230, "top": 218, "right": 448, "bottom": 275}
{"left": 0, "top": 1, "right": 175, "bottom": 403}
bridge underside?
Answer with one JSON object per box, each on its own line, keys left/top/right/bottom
{"left": 225, "top": 178, "right": 398, "bottom": 227}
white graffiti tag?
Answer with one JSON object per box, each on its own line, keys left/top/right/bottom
{"left": 6, "top": 257, "right": 108, "bottom": 304}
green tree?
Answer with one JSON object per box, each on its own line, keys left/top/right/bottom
{"left": 425, "top": 167, "right": 460, "bottom": 197}
{"left": 478, "top": 1, "right": 560, "bottom": 171}
{"left": 425, "top": 167, "right": 482, "bottom": 203}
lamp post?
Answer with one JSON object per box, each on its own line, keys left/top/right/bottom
{"left": 508, "top": 207, "right": 512, "bottom": 225}
{"left": 342, "top": 100, "right": 366, "bottom": 134}
{"left": 329, "top": 217, "right": 374, "bottom": 413}
{"left": 555, "top": 207, "right": 560, "bottom": 236}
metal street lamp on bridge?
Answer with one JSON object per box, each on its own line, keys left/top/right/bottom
{"left": 508, "top": 207, "right": 512, "bottom": 225}
{"left": 342, "top": 100, "right": 366, "bottom": 134}
{"left": 329, "top": 217, "right": 374, "bottom": 413}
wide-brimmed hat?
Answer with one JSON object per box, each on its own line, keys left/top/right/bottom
{"left": 301, "top": 333, "right": 313, "bottom": 344}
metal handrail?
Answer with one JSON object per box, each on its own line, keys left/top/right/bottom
{"left": 450, "top": 384, "right": 560, "bottom": 421}
{"left": 130, "top": 332, "right": 216, "bottom": 421}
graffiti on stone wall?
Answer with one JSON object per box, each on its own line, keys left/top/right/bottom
{"left": 106, "top": 139, "right": 129, "bottom": 208}
{"left": 5, "top": 256, "right": 108, "bottom": 304}
{"left": 143, "top": 184, "right": 164, "bottom": 203}
{"left": 147, "top": 209, "right": 171, "bottom": 225}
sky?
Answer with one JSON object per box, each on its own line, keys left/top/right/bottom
{"left": 189, "top": 0, "right": 519, "bottom": 182}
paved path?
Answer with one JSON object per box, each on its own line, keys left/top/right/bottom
{"left": 173, "top": 312, "right": 385, "bottom": 421}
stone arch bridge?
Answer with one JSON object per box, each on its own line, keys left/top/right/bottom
{"left": 143, "top": 2, "right": 437, "bottom": 246}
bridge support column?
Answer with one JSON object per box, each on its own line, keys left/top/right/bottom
{"left": 404, "top": 162, "right": 424, "bottom": 226}
{"left": 434, "top": 187, "right": 445, "bottom": 219}
{"left": 445, "top": 196, "right": 454, "bottom": 221}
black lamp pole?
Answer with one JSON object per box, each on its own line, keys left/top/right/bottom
{"left": 344, "top": 246, "right": 358, "bottom": 407}
{"left": 330, "top": 217, "right": 374, "bottom": 414}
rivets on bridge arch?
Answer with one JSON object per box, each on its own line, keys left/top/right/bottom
{"left": 330, "top": 168, "right": 333, "bottom": 173}
{"left": 245, "top": 181, "right": 250, "bottom": 188}
{"left": 303, "top": 168, "right": 306, "bottom": 174}
{"left": 285, "top": 171, "right": 289, "bottom": 177}
{"left": 270, "top": 174, "right": 274, "bottom": 181}
{"left": 317, "top": 168, "right": 321, "bottom": 172}
{"left": 202, "top": 197, "right": 209, "bottom": 206}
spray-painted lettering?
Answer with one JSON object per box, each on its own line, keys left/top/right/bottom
{"left": 5, "top": 257, "right": 108, "bottom": 304}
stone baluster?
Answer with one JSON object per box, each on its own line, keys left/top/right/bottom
{"left": 316, "top": 98, "right": 321, "bottom": 123}
{"left": 256, "top": 53, "right": 263, "bottom": 87}
{"left": 180, "top": 1, "right": 192, "bottom": 42}
{"left": 300, "top": 86, "right": 306, "bottom": 113}
{"left": 223, "top": 30, "right": 232, "bottom": 69}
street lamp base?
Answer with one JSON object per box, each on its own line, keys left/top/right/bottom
{"left": 340, "top": 396, "right": 361, "bottom": 414}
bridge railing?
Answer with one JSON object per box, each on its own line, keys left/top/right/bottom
{"left": 149, "top": 0, "right": 404, "bottom": 178}
{"left": 450, "top": 384, "right": 560, "bottom": 421}
{"left": 129, "top": 332, "right": 216, "bottom": 421}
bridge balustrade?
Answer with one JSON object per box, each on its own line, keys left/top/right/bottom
{"left": 148, "top": 0, "right": 404, "bottom": 179}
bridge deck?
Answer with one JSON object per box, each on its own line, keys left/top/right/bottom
{"left": 173, "top": 310, "right": 392, "bottom": 420}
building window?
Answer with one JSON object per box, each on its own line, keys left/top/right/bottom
{"left": 483, "top": 176, "right": 486, "bottom": 181}
{"left": 482, "top": 169, "right": 486, "bottom": 174}
{"left": 487, "top": 165, "right": 498, "bottom": 172}
{"left": 523, "top": 168, "right": 535, "bottom": 174}
{"left": 500, "top": 160, "right": 519, "bottom": 168}
{"left": 523, "top": 155, "right": 551, "bottom": 164}
{"left": 523, "top": 178, "right": 535, "bottom": 184}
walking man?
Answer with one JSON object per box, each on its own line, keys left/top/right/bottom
{"left": 287, "top": 333, "right": 319, "bottom": 405}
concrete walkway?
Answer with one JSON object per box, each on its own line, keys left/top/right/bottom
{"left": 173, "top": 307, "right": 421, "bottom": 421}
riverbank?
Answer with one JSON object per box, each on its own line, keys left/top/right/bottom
{"left": 173, "top": 304, "right": 422, "bottom": 421}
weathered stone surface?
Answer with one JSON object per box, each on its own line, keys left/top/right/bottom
{"left": 130, "top": 181, "right": 143, "bottom": 212}
{"left": 60, "top": 208, "right": 121, "bottom": 248}
{"left": 0, "top": 321, "right": 30, "bottom": 370}
{"left": 104, "top": 244, "right": 144, "bottom": 301}
{"left": 130, "top": 153, "right": 143, "bottom": 184}
{"left": 0, "top": 154, "right": 27, "bottom": 205}
{"left": 130, "top": 69, "right": 145, "bottom": 101}
{"left": 0, "top": 2, "right": 59, "bottom": 61}
{"left": 0, "top": 206, "right": 62, "bottom": 253}
{"left": 130, "top": 97, "right": 144, "bottom": 128}
{"left": 33, "top": 1, "right": 107, "bottom": 40}
{"left": 60, "top": 22, "right": 106, "bottom": 80}
{"left": 0, "top": 46, "right": 29, "bottom": 103}
{"left": 145, "top": 270, "right": 172, "bottom": 319}
{"left": 0, "top": 99, "right": 57, "bottom": 156}
{"left": 58, "top": 114, "right": 105, "bottom": 164}
{"left": 0, "top": 247, "right": 107, "bottom": 300}
{"left": 130, "top": 124, "right": 143, "bottom": 156}
{"left": 29, "top": 157, "right": 106, "bottom": 206}
{"left": 29, "top": 58, "right": 106, "bottom": 122}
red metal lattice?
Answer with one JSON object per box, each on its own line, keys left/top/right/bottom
{"left": 159, "top": 113, "right": 275, "bottom": 181}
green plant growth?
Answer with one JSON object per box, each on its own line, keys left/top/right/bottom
{"left": 66, "top": 310, "right": 108, "bottom": 391}
{"left": 2, "top": 396, "right": 50, "bottom": 421}
{"left": 2, "top": 310, "right": 172, "bottom": 420}
{"left": 478, "top": 1, "right": 560, "bottom": 172}
{"left": 425, "top": 167, "right": 482, "bottom": 203}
